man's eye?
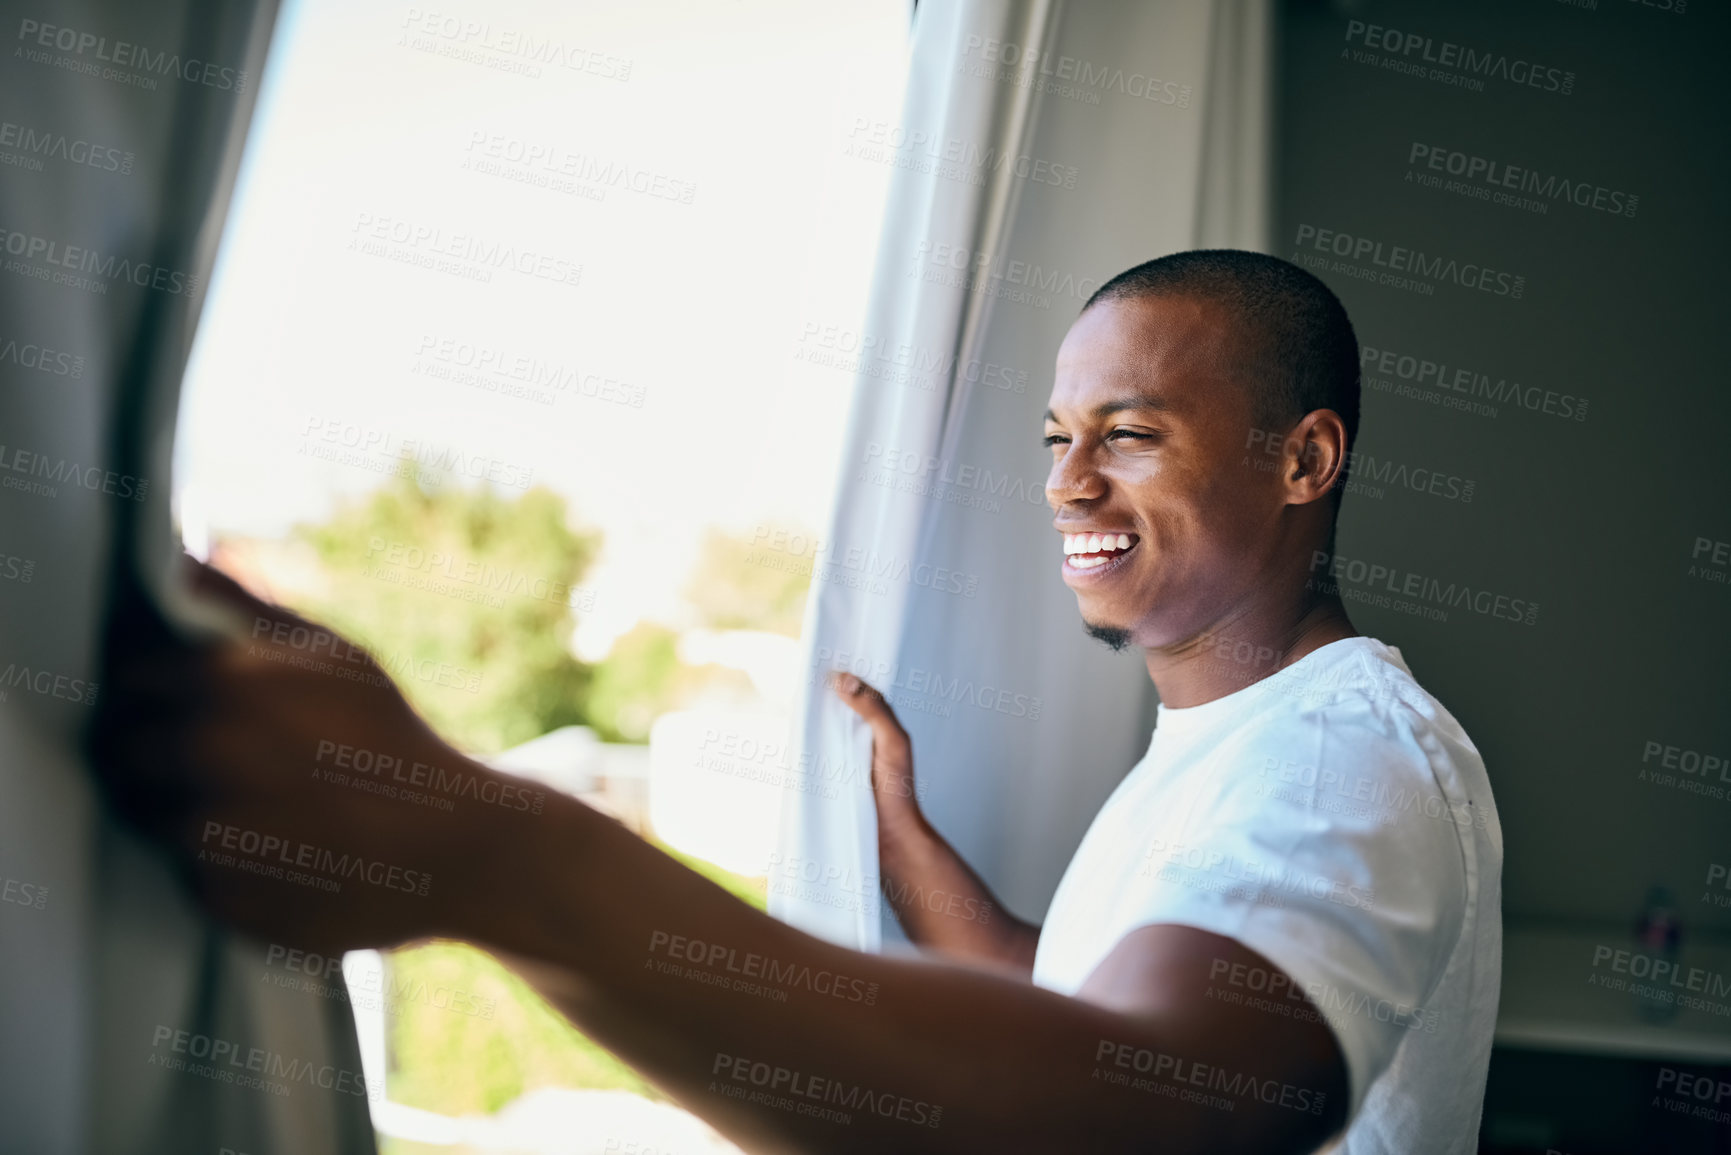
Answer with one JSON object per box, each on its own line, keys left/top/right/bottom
{"left": 1041, "top": 433, "right": 1069, "bottom": 447}
{"left": 1108, "top": 429, "right": 1153, "bottom": 441}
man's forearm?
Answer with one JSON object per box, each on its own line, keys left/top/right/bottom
{"left": 461, "top": 790, "right": 1336, "bottom": 1155}
{"left": 875, "top": 805, "right": 1039, "bottom": 973}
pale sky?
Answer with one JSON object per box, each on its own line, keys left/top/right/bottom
{"left": 175, "top": 0, "right": 910, "bottom": 653}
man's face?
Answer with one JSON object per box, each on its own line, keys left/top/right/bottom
{"left": 1043, "top": 293, "right": 1288, "bottom": 650}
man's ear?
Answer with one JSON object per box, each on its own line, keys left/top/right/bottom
{"left": 1284, "top": 409, "right": 1348, "bottom": 506}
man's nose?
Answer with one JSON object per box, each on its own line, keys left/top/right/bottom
{"left": 1045, "top": 443, "right": 1105, "bottom": 509}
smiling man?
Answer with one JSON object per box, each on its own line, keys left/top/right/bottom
{"left": 97, "top": 250, "right": 1500, "bottom": 1155}
{"left": 1029, "top": 252, "right": 1503, "bottom": 1150}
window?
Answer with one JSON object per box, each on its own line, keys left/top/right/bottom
{"left": 173, "top": 2, "right": 908, "bottom": 1149}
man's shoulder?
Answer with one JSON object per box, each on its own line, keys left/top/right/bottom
{"left": 1241, "top": 638, "right": 1479, "bottom": 763}
{"left": 1256, "top": 635, "right": 1425, "bottom": 706}
{"left": 1176, "top": 649, "right": 1493, "bottom": 848}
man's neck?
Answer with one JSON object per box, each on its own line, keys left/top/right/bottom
{"left": 1142, "top": 597, "right": 1358, "bottom": 709}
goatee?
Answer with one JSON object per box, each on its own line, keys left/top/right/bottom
{"left": 1083, "top": 621, "right": 1132, "bottom": 653}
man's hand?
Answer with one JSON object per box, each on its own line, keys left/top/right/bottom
{"left": 828, "top": 671, "right": 1041, "bottom": 974}
{"left": 90, "top": 558, "right": 512, "bottom": 956}
{"left": 829, "top": 670, "right": 922, "bottom": 818}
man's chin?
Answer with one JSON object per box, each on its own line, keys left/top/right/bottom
{"left": 1082, "top": 619, "right": 1134, "bottom": 653}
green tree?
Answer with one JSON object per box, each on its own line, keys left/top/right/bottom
{"left": 288, "top": 474, "right": 600, "bottom": 756}
{"left": 684, "top": 525, "right": 812, "bottom": 636}
{"left": 254, "top": 482, "right": 773, "bottom": 1119}
{"left": 584, "top": 622, "right": 759, "bottom": 742}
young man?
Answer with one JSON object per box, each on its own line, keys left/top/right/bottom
{"left": 97, "top": 251, "right": 1501, "bottom": 1153}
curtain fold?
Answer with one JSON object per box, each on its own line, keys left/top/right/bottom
{"left": 773, "top": 0, "right": 1271, "bottom": 949}
{"left": 0, "top": 2, "right": 375, "bottom": 1151}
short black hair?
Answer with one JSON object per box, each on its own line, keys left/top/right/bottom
{"left": 1082, "top": 250, "right": 1361, "bottom": 502}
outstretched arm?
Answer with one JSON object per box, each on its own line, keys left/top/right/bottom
{"left": 832, "top": 672, "right": 1040, "bottom": 974}
{"left": 94, "top": 564, "right": 1349, "bottom": 1155}
{"left": 481, "top": 789, "right": 1345, "bottom": 1155}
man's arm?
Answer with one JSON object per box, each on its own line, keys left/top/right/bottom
{"left": 833, "top": 673, "right": 1040, "bottom": 974}
{"left": 474, "top": 787, "right": 1348, "bottom": 1155}
{"left": 93, "top": 568, "right": 1349, "bottom": 1155}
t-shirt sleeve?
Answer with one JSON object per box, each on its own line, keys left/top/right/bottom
{"left": 1121, "top": 707, "right": 1469, "bottom": 1122}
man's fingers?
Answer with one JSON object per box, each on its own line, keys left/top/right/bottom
{"left": 90, "top": 717, "right": 214, "bottom": 842}
{"left": 105, "top": 643, "right": 211, "bottom": 703}
{"left": 182, "top": 555, "right": 316, "bottom": 636}
{"left": 827, "top": 671, "right": 904, "bottom": 731}
{"left": 827, "top": 670, "right": 916, "bottom": 792}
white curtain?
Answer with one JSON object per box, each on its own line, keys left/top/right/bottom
{"left": 0, "top": 1, "right": 374, "bottom": 1150}
{"left": 773, "top": 0, "right": 1272, "bottom": 950}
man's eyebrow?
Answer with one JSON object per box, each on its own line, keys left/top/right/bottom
{"left": 1043, "top": 393, "right": 1173, "bottom": 424}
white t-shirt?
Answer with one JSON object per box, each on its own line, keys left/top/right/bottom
{"left": 1032, "top": 636, "right": 1502, "bottom": 1154}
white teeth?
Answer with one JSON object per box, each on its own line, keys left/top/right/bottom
{"left": 1062, "top": 532, "right": 1137, "bottom": 556}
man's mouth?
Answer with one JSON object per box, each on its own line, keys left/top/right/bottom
{"left": 1062, "top": 531, "right": 1140, "bottom": 570}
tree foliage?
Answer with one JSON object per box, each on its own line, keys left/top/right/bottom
{"left": 683, "top": 525, "right": 811, "bottom": 637}
{"left": 287, "top": 474, "right": 601, "bottom": 756}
